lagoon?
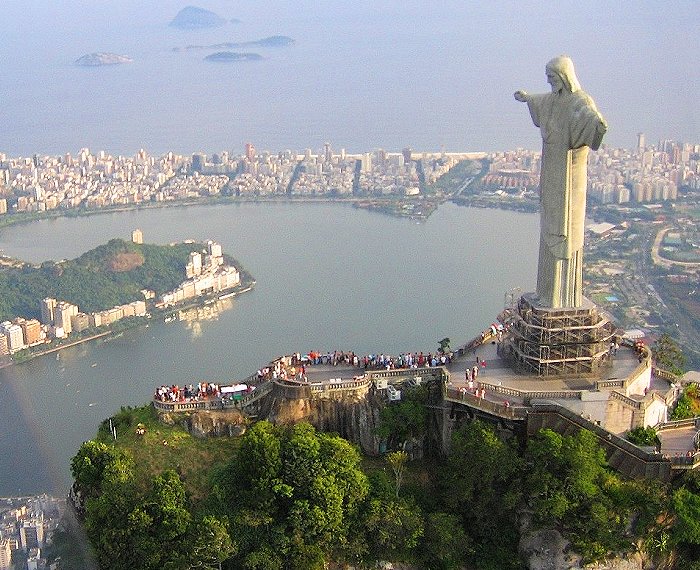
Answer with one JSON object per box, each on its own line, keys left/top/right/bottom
{"left": 0, "top": 201, "right": 538, "bottom": 495}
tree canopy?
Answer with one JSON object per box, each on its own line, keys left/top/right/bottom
{"left": 653, "top": 333, "right": 686, "bottom": 377}
{"left": 70, "top": 441, "right": 233, "bottom": 570}
{"left": 216, "top": 421, "right": 371, "bottom": 569}
{"left": 67, "top": 409, "right": 695, "bottom": 569}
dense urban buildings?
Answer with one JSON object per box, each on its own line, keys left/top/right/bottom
{"left": 158, "top": 240, "right": 240, "bottom": 307}
{"left": 481, "top": 138, "right": 697, "bottom": 203}
{"left": 0, "top": 139, "right": 696, "bottom": 215}
{"left": 0, "top": 496, "right": 64, "bottom": 570}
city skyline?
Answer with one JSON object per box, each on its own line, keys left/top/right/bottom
{"left": 1, "top": 138, "right": 696, "bottom": 221}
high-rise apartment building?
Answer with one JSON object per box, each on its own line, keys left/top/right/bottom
{"left": 245, "top": 143, "right": 256, "bottom": 162}
{"left": 0, "top": 321, "right": 26, "bottom": 353}
{"left": 131, "top": 228, "right": 143, "bottom": 244}
{"left": 207, "top": 240, "right": 223, "bottom": 260}
{"left": 19, "top": 519, "right": 44, "bottom": 551}
{"left": 17, "top": 318, "right": 42, "bottom": 345}
{"left": 637, "top": 132, "right": 645, "bottom": 151}
{"left": 361, "top": 153, "right": 372, "bottom": 173}
{"left": 0, "top": 539, "right": 12, "bottom": 570}
{"left": 54, "top": 302, "right": 78, "bottom": 335}
{"left": 0, "top": 198, "right": 7, "bottom": 215}
{"left": 40, "top": 298, "right": 57, "bottom": 325}
{"left": 70, "top": 313, "right": 91, "bottom": 333}
{"left": 187, "top": 251, "right": 203, "bottom": 278}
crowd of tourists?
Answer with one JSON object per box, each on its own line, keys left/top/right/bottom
{"left": 292, "top": 350, "right": 455, "bottom": 370}
{"left": 154, "top": 382, "right": 221, "bottom": 403}
{"left": 252, "top": 350, "right": 459, "bottom": 384}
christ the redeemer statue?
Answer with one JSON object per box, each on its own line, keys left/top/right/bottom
{"left": 515, "top": 56, "right": 607, "bottom": 308}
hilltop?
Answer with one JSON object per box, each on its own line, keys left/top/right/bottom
{"left": 169, "top": 6, "right": 226, "bottom": 29}
{"left": 0, "top": 238, "right": 247, "bottom": 321}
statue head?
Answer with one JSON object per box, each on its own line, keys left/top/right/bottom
{"left": 545, "top": 56, "right": 581, "bottom": 93}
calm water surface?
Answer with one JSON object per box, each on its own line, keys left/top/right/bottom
{"left": 0, "top": 202, "right": 538, "bottom": 495}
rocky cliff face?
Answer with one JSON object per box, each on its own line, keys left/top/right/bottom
{"left": 156, "top": 388, "right": 385, "bottom": 455}
{"left": 158, "top": 409, "right": 247, "bottom": 438}
{"left": 259, "top": 388, "right": 384, "bottom": 455}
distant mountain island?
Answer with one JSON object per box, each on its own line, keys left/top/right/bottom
{"left": 74, "top": 53, "right": 133, "bottom": 67}
{"left": 204, "top": 52, "right": 263, "bottom": 63}
{"left": 170, "top": 6, "right": 226, "bottom": 29}
{"left": 181, "top": 35, "right": 295, "bottom": 50}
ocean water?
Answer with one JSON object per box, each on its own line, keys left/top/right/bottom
{"left": 0, "top": 1, "right": 697, "bottom": 157}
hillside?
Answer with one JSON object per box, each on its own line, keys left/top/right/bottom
{"left": 0, "top": 239, "right": 210, "bottom": 320}
{"left": 60, "top": 401, "right": 700, "bottom": 570}
{"left": 169, "top": 6, "right": 226, "bottom": 29}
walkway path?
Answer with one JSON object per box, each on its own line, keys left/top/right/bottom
{"left": 658, "top": 426, "right": 697, "bottom": 457}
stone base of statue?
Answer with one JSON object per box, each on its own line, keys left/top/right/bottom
{"left": 506, "top": 293, "right": 615, "bottom": 377}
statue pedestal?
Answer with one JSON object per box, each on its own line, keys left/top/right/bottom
{"left": 506, "top": 293, "right": 615, "bottom": 377}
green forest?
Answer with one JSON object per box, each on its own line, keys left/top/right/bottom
{"left": 0, "top": 239, "right": 216, "bottom": 321}
{"left": 55, "top": 398, "right": 700, "bottom": 570}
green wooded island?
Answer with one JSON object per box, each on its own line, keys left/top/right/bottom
{"left": 0, "top": 238, "right": 250, "bottom": 320}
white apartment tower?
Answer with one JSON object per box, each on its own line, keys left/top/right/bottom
{"left": 0, "top": 539, "right": 12, "bottom": 570}
{"left": 54, "top": 302, "right": 78, "bottom": 335}
{"left": 637, "top": 132, "right": 645, "bottom": 151}
{"left": 0, "top": 321, "right": 26, "bottom": 353}
{"left": 187, "top": 251, "right": 203, "bottom": 278}
{"left": 41, "top": 297, "right": 57, "bottom": 325}
{"left": 208, "top": 240, "right": 223, "bottom": 260}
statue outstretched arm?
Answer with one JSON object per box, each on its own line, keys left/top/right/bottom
{"left": 514, "top": 90, "right": 528, "bottom": 102}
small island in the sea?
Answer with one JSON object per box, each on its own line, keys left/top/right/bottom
{"left": 170, "top": 6, "right": 226, "bottom": 29}
{"left": 179, "top": 35, "right": 294, "bottom": 51}
{"left": 204, "top": 52, "right": 263, "bottom": 63}
{"left": 74, "top": 53, "right": 133, "bottom": 67}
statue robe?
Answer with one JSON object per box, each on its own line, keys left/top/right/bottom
{"left": 526, "top": 89, "right": 605, "bottom": 308}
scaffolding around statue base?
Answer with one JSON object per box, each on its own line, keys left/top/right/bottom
{"left": 506, "top": 293, "right": 616, "bottom": 377}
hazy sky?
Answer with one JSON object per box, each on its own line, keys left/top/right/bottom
{"left": 0, "top": 1, "right": 697, "bottom": 155}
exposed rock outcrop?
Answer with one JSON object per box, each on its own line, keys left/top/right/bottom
{"left": 158, "top": 409, "right": 247, "bottom": 438}
{"left": 519, "top": 527, "right": 582, "bottom": 570}
{"left": 259, "top": 387, "right": 384, "bottom": 455}
{"left": 519, "top": 516, "right": 652, "bottom": 570}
